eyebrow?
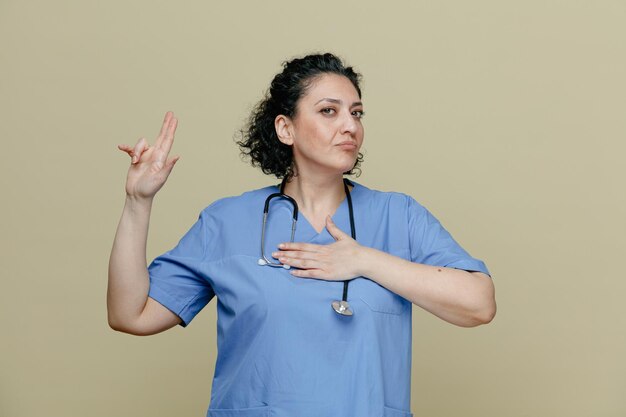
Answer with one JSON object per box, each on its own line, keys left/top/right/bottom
{"left": 314, "top": 98, "right": 363, "bottom": 108}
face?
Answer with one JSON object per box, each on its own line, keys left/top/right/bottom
{"left": 276, "top": 73, "right": 365, "bottom": 177}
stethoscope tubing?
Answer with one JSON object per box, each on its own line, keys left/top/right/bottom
{"left": 258, "top": 178, "right": 356, "bottom": 315}
{"left": 259, "top": 192, "right": 298, "bottom": 268}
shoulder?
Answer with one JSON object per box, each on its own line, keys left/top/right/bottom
{"left": 199, "top": 185, "right": 277, "bottom": 218}
{"left": 353, "top": 181, "right": 425, "bottom": 214}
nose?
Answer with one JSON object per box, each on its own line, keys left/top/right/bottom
{"left": 340, "top": 109, "right": 358, "bottom": 135}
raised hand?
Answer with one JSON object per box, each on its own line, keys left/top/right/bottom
{"left": 118, "top": 111, "right": 180, "bottom": 200}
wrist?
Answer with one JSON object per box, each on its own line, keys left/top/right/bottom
{"left": 356, "top": 245, "right": 379, "bottom": 278}
{"left": 124, "top": 194, "right": 154, "bottom": 213}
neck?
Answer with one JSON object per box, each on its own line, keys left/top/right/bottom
{"left": 282, "top": 174, "right": 347, "bottom": 218}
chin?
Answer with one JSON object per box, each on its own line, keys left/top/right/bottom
{"left": 308, "top": 156, "right": 358, "bottom": 176}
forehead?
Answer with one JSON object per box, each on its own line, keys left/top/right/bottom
{"left": 300, "top": 73, "right": 361, "bottom": 103}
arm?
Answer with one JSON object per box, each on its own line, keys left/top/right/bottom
{"left": 107, "top": 111, "right": 182, "bottom": 336}
{"left": 275, "top": 216, "right": 496, "bottom": 328}
{"left": 357, "top": 247, "right": 495, "bottom": 327}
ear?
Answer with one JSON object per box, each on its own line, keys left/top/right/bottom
{"left": 275, "top": 115, "right": 294, "bottom": 146}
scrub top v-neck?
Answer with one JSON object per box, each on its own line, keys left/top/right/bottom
{"left": 147, "top": 181, "right": 490, "bottom": 417}
{"left": 268, "top": 182, "right": 353, "bottom": 241}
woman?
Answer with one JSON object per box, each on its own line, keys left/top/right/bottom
{"left": 108, "top": 53, "right": 495, "bottom": 417}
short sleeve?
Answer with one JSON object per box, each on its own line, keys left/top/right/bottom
{"left": 407, "top": 197, "right": 490, "bottom": 276}
{"left": 147, "top": 211, "right": 215, "bottom": 327}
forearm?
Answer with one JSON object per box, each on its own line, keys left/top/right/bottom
{"left": 358, "top": 247, "right": 496, "bottom": 327}
{"left": 107, "top": 196, "right": 154, "bottom": 330}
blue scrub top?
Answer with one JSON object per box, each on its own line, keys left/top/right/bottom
{"left": 147, "top": 182, "right": 490, "bottom": 417}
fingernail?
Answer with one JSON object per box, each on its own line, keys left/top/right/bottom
{"left": 278, "top": 243, "right": 285, "bottom": 248}
{"left": 272, "top": 252, "right": 278, "bottom": 257}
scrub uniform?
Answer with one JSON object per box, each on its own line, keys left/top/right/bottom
{"left": 147, "top": 182, "right": 490, "bottom": 417}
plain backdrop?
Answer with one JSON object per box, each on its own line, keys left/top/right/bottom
{"left": 1, "top": 1, "right": 625, "bottom": 416}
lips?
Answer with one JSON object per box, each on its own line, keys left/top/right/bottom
{"left": 336, "top": 141, "right": 357, "bottom": 149}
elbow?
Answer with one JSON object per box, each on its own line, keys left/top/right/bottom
{"left": 107, "top": 314, "right": 129, "bottom": 334}
{"left": 474, "top": 301, "right": 497, "bottom": 326}
{"left": 471, "top": 289, "right": 497, "bottom": 326}
{"left": 463, "top": 274, "right": 497, "bottom": 327}
{"left": 108, "top": 314, "right": 147, "bottom": 336}
{"left": 107, "top": 310, "right": 120, "bottom": 331}
{"left": 457, "top": 304, "right": 496, "bottom": 328}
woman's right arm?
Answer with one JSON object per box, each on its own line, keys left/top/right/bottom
{"left": 107, "top": 111, "right": 182, "bottom": 336}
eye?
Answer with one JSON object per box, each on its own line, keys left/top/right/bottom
{"left": 320, "top": 107, "right": 336, "bottom": 116}
{"left": 352, "top": 110, "right": 365, "bottom": 119}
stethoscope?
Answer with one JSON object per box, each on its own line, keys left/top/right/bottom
{"left": 257, "top": 178, "right": 356, "bottom": 316}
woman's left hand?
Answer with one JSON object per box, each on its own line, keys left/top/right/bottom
{"left": 273, "top": 216, "right": 364, "bottom": 281}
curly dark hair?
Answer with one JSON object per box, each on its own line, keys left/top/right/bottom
{"left": 237, "top": 52, "right": 364, "bottom": 180}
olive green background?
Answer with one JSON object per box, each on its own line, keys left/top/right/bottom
{"left": 1, "top": 1, "right": 624, "bottom": 416}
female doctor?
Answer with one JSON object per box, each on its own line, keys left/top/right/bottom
{"left": 108, "top": 53, "right": 496, "bottom": 417}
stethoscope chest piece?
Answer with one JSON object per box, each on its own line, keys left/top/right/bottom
{"left": 332, "top": 300, "right": 353, "bottom": 316}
